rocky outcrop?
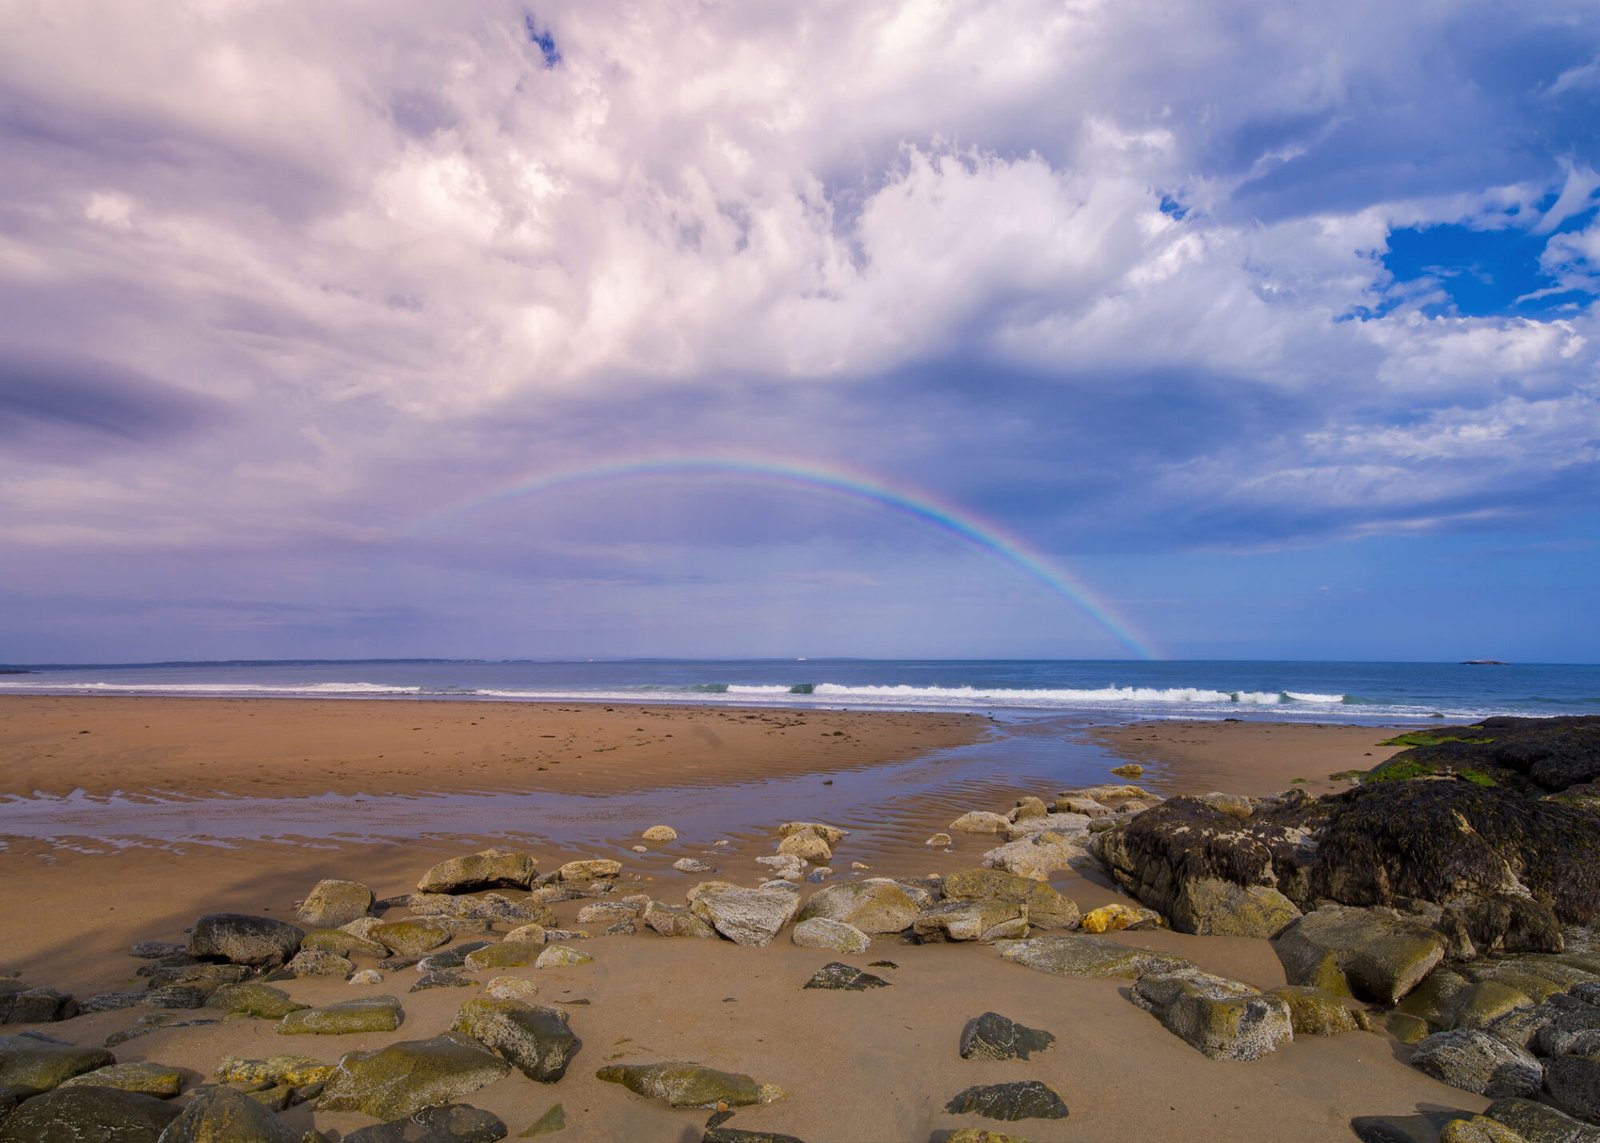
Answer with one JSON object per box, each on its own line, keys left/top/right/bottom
{"left": 1130, "top": 968, "right": 1295, "bottom": 1061}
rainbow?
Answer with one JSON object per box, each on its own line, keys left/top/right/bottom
{"left": 414, "top": 455, "right": 1161, "bottom": 659}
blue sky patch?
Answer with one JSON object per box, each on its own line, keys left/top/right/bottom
{"left": 524, "top": 14, "right": 561, "bottom": 68}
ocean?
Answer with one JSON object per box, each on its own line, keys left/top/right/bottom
{"left": 2, "top": 658, "right": 1596, "bottom": 724}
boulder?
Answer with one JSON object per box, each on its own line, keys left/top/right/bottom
{"left": 369, "top": 921, "right": 454, "bottom": 957}
{"left": 997, "top": 934, "right": 1191, "bottom": 980}
{"left": 465, "top": 942, "right": 543, "bottom": 971}
{"left": 295, "top": 880, "right": 376, "bottom": 928}
{"left": 796, "top": 881, "right": 919, "bottom": 935}
{"left": 1269, "top": 986, "right": 1372, "bottom": 1035}
{"left": 958, "top": 1013, "right": 1055, "bottom": 1061}
{"left": 408, "top": 894, "right": 552, "bottom": 925}
{"left": 343, "top": 1104, "right": 508, "bottom": 1143}
{"left": 277, "top": 996, "right": 404, "bottom": 1036}
{"left": 0, "top": 1084, "right": 179, "bottom": 1141}
{"left": 1274, "top": 906, "right": 1446, "bottom": 1004}
{"left": 777, "top": 822, "right": 847, "bottom": 845}
{"left": 156, "top": 1084, "right": 301, "bottom": 1142}
{"left": 1130, "top": 968, "right": 1295, "bottom": 1061}
{"left": 318, "top": 1033, "right": 512, "bottom": 1119}
{"left": 417, "top": 943, "right": 495, "bottom": 973}
{"left": 555, "top": 860, "right": 622, "bottom": 882}
{"left": 642, "top": 825, "right": 679, "bottom": 843}
{"left": 484, "top": 978, "right": 540, "bottom": 1005}
{"left": 690, "top": 888, "right": 802, "bottom": 947}
{"left": 0, "top": 1033, "right": 115, "bottom": 1091}
{"left": 642, "top": 903, "right": 715, "bottom": 939}
{"left": 1170, "top": 878, "right": 1301, "bottom": 939}
{"left": 1409, "top": 1029, "right": 1543, "bottom": 1098}
{"left": 1438, "top": 1116, "right": 1532, "bottom": 1143}
{"left": 950, "top": 811, "right": 1011, "bottom": 835}
{"left": 1005, "top": 812, "right": 1092, "bottom": 840}
{"left": 791, "top": 918, "right": 871, "bottom": 954}
{"left": 418, "top": 849, "right": 538, "bottom": 894}
{"left": 450, "top": 997, "right": 580, "bottom": 1083}
{"left": 301, "top": 929, "right": 389, "bottom": 960}
{"left": 188, "top": 914, "right": 304, "bottom": 968}
{"left": 535, "top": 946, "right": 593, "bottom": 969}
{"left": 1079, "top": 903, "right": 1162, "bottom": 933}
{"left": 777, "top": 829, "right": 833, "bottom": 863}
{"left": 286, "top": 949, "right": 355, "bottom": 979}
{"left": 942, "top": 869, "right": 1079, "bottom": 929}
{"left": 205, "top": 984, "right": 308, "bottom": 1023}
{"left": 0, "top": 986, "right": 75, "bottom": 1024}
{"left": 1546, "top": 1055, "right": 1600, "bottom": 1124}
{"left": 596, "top": 1062, "right": 780, "bottom": 1108}
{"left": 57, "top": 1062, "right": 183, "bottom": 1098}
{"left": 944, "top": 1081, "right": 1069, "bottom": 1121}
{"left": 802, "top": 963, "right": 889, "bottom": 991}
{"left": 912, "top": 900, "right": 1028, "bottom": 943}
{"left": 981, "top": 832, "right": 1089, "bottom": 880}
{"left": 1485, "top": 1096, "right": 1600, "bottom": 1142}
{"left": 412, "top": 972, "right": 475, "bottom": 993}
{"left": 215, "top": 1056, "right": 335, "bottom": 1087}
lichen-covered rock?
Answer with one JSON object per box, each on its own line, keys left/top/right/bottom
{"left": 642, "top": 825, "right": 679, "bottom": 843}
{"left": 412, "top": 971, "right": 475, "bottom": 993}
{"left": 1269, "top": 986, "right": 1372, "bottom": 1036}
{"left": 555, "top": 860, "right": 622, "bottom": 882}
{"left": 942, "top": 869, "right": 1079, "bottom": 930}
{"left": 673, "top": 858, "right": 715, "bottom": 874}
{"left": 1452, "top": 981, "right": 1539, "bottom": 1031}
{"left": 595, "top": 1061, "right": 780, "bottom": 1108}
{"left": 0, "top": 1033, "right": 115, "bottom": 1091}
{"left": 318, "top": 1033, "right": 512, "bottom": 1119}
{"left": 997, "top": 934, "right": 1191, "bottom": 980}
{"left": 57, "top": 1062, "right": 183, "bottom": 1098}
{"left": 1172, "top": 878, "right": 1302, "bottom": 938}
{"left": 287, "top": 949, "right": 355, "bottom": 979}
{"left": 643, "top": 902, "right": 716, "bottom": 939}
{"left": 1005, "top": 812, "right": 1092, "bottom": 841}
{"left": 802, "top": 963, "right": 890, "bottom": 991}
{"left": 300, "top": 928, "right": 389, "bottom": 960}
{"left": 534, "top": 946, "right": 593, "bottom": 969}
{"left": 484, "top": 978, "right": 539, "bottom": 1005}
{"left": 1274, "top": 906, "right": 1446, "bottom": 1004}
{"left": 215, "top": 1055, "right": 335, "bottom": 1088}
{"left": 958, "top": 1013, "right": 1055, "bottom": 1061}
{"left": 795, "top": 880, "right": 919, "bottom": 935}
{"left": 418, "top": 849, "right": 538, "bottom": 894}
{"left": 777, "top": 822, "right": 847, "bottom": 845}
{"left": 0, "top": 1084, "right": 179, "bottom": 1141}
{"left": 1080, "top": 903, "right": 1162, "bottom": 934}
{"left": 417, "top": 943, "right": 495, "bottom": 974}
{"left": 944, "top": 1080, "right": 1068, "bottom": 1121}
{"left": 1545, "top": 1054, "right": 1600, "bottom": 1124}
{"left": 981, "top": 832, "right": 1089, "bottom": 880}
{"left": 156, "top": 1084, "right": 301, "bottom": 1142}
{"left": 1409, "top": 1029, "right": 1543, "bottom": 1098}
{"left": 912, "top": 900, "right": 1028, "bottom": 943}
{"left": 950, "top": 811, "right": 1011, "bottom": 835}
{"left": 791, "top": 918, "right": 871, "bottom": 954}
{"left": 0, "top": 985, "right": 75, "bottom": 1024}
{"left": 343, "top": 1103, "right": 509, "bottom": 1143}
{"left": 1484, "top": 1096, "right": 1600, "bottom": 1142}
{"left": 690, "top": 888, "right": 802, "bottom": 947}
{"left": 1130, "top": 968, "right": 1294, "bottom": 1061}
{"left": 925, "top": 833, "right": 953, "bottom": 847}
{"left": 1437, "top": 1115, "right": 1531, "bottom": 1143}
{"left": 188, "top": 914, "right": 304, "bottom": 968}
{"left": 408, "top": 894, "right": 552, "bottom": 925}
{"left": 277, "top": 996, "right": 403, "bottom": 1036}
{"left": 465, "top": 942, "right": 543, "bottom": 971}
{"left": 450, "top": 997, "right": 579, "bottom": 1083}
{"left": 777, "top": 829, "right": 833, "bottom": 864}
{"left": 295, "top": 879, "right": 375, "bottom": 928}
{"left": 369, "top": 921, "right": 452, "bottom": 957}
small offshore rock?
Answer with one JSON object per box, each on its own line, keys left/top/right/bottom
{"left": 535, "top": 945, "right": 593, "bottom": 969}
{"left": 944, "top": 1080, "right": 1069, "bottom": 1121}
{"left": 777, "top": 822, "right": 847, "bottom": 845}
{"left": 0, "top": 1084, "right": 179, "bottom": 1141}
{"left": 157, "top": 1083, "right": 301, "bottom": 1142}
{"left": 959, "top": 1012, "right": 1056, "bottom": 1061}
{"left": 295, "top": 879, "right": 375, "bottom": 928}
{"left": 595, "top": 1061, "right": 780, "bottom": 1108}
{"left": 344, "top": 1103, "right": 509, "bottom": 1143}
{"left": 1409, "top": 1029, "right": 1543, "bottom": 1098}
{"left": 1110, "top": 763, "right": 1144, "bottom": 778}
{"left": 791, "top": 918, "right": 871, "bottom": 954}
{"left": 642, "top": 825, "right": 679, "bottom": 843}
{"left": 318, "top": 1032, "right": 512, "bottom": 1119}
{"left": 925, "top": 833, "right": 953, "bottom": 848}
{"left": 674, "top": 858, "right": 716, "bottom": 874}
{"left": 950, "top": 811, "right": 1011, "bottom": 835}
{"left": 802, "top": 963, "right": 890, "bottom": 991}
{"left": 556, "top": 859, "right": 622, "bottom": 882}
{"left": 277, "top": 995, "right": 404, "bottom": 1036}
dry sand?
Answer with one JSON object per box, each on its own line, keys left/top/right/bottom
{"left": 0, "top": 699, "right": 1480, "bottom": 1141}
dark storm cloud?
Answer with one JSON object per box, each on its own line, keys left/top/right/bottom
{"left": 0, "top": 349, "right": 221, "bottom": 450}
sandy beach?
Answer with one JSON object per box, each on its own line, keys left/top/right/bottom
{"left": 0, "top": 698, "right": 1478, "bottom": 1141}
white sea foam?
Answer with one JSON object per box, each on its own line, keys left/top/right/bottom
{"left": 0, "top": 681, "right": 421, "bottom": 696}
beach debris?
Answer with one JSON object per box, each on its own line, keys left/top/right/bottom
{"left": 689, "top": 886, "right": 803, "bottom": 947}
{"left": 555, "top": 859, "right": 622, "bottom": 882}
{"left": 642, "top": 825, "right": 678, "bottom": 843}
{"left": 1274, "top": 906, "right": 1446, "bottom": 1004}
{"left": 287, "top": 948, "right": 356, "bottom": 979}
{"left": 913, "top": 900, "right": 1028, "bottom": 943}
{"left": 318, "top": 1032, "right": 512, "bottom": 1119}
{"left": 925, "top": 832, "right": 953, "bottom": 847}
{"left": 535, "top": 945, "right": 593, "bottom": 969}
{"left": 188, "top": 913, "right": 305, "bottom": 968}
{"left": 466, "top": 941, "right": 544, "bottom": 971}
{"left": 0, "top": 1084, "right": 180, "bottom": 1140}
{"left": 0, "top": 984, "right": 75, "bottom": 1024}
{"left": 295, "top": 878, "right": 376, "bottom": 927}
{"left": 958, "top": 1013, "right": 1055, "bottom": 1061}
{"left": 642, "top": 902, "right": 716, "bottom": 939}
{"left": 370, "top": 920, "right": 453, "bottom": 957}
{"left": 0, "top": 1033, "right": 114, "bottom": 1091}
{"left": 795, "top": 879, "right": 920, "bottom": 935}
{"left": 419, "top": 848, "right": 539, "bottom": 894}
{"left": 1408, "top": 1029, "right": 1543, "bottom": 1098}
{"left": 791, "top": 918, "right": 871, "bottom": 954}
{"left": 997, "top": 934, "right": 1191, "bottom": 980}
{"left": 949, "top": 811, "right": 1011, "bottom": 835}
{"left": 673, "top": 857, "right": 715, "bottom": 873}
{"left": 595, "top": 1061, "right": 781, "bottom": 1108}
{"left": 451, "top": 997, "right": 580, "bottom": 1083}
{"left": 205, "top": 982, "right": 307, "bottom": 1019}
{"left": 802, "top": 962, "right": 889, "bottom": 991}
{"left": 277, "top": 995, "right": 404, "bottom": 1036}
{"left": 1079, "top": 903, "right": 1161, "bottom": 934}
{"left": 1269, "top": 985, "right": 1371, "bottom": 1036}
{"left": 944, "top": 1080, "right": 1068, "bottom": 1121}
{"left": 1130, "top": 967, "right": 1295, "bottom": 1061}
{"left": 157, "top": 1083, "right": 302, "bottom": 1142}
{"left": 943, "top": 869, "right": 1078, "bottom": 930}
{"left": 343, "top": 1102, "right": 508, "bottom": 1142}
{"left": 55, "top": 1060, "right": 183, "bottom": 1098}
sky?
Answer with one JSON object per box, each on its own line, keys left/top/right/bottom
{"left": 1, "top": 1, "right": 1598, "bottom": 664}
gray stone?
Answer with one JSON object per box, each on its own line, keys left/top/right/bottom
{"left": 643, "top": 903, "right": 715, "bottom": 939}
{"left": 412, "top": 972, "right": 476, "bottom": 993}
{"left": 534, "top": 946, "right": 592, "bottom": 969}
{"left": 156, "top": 1084, "right": 300, "bottom": 1142}
{"left": 791, "top": 918, "right": 871, "bottom": 954}
{"left": 277, "top": 996, "right": 403, "bottom": 1036}
{"left": 595, "top": 1061, "right": 780, "bottom": 1108}
{"left": 0, "top": 987, "right": 75, "bottom": 1024}
{"left": 944, "top": 1081, "right": 1069, "bottom": 1121}
{"left": 794, "top": 880, "right": 918, "bottom": 935}
{"left": 0, "top": 1084, "right": 179, "bottom": 1141}
{"left": 287, "top": 949, "right": 355, "bottom": 979}
{"left": 958, "top": 1013, "right": 1055, "bottom": 1061}
{"left": 370, "top": 921, "right": 452, "bottom": 957}
{"left": 318, "top": 1033, "right": 512, "bottom": 1119}
{"left": 343, "top": 1104, "right": 508, "bottom": 1143}
{"left": 416, "top": 943, "right": 494, "bottom": 973}
{"left": 419, "top": 849, "right": 538, "bottom": 894}
{"left": 1130, "top": 968, "right": 1295, "bottom": 1061}
{"left": 450, "top": 998, "right": 579, "bottom": 1083}
{"left": 1546, "top": 1055, "right": 1600, "bottom": 1124}
{"left": 801, "top": 963, "right": 889, "bottom": 991}
{"left": 145, "top": 986, "right": 207, "bottom": 1010}
{"left": 912, "top": 900, "right": 1028, "bottom": 943}
{"left": 188, "top": 914, "right": 304, "bottom": 969}
{"left": 690, "top": 888, "right": 802, "bottom": 947}
{"left": 77, "top": 992, "right": 144, "bottom": 1015}
{"left": 1274, "top": 906, "right": 1446, "bottom": 1004}
{"left": 464, "top": 942, "right": 543, "bottom": 972}
{"left": 950, "top": 811, "right": 1011, "bottom": 834}
{"left": 997, "top": 934, "right": 1191, "bottom": 979}
{"left": 1486, "top": 1096, "right": 1600, "bottom": 1142}
{"left": 981, "top": 831, "right": 1091, "bottom": 880}
{"left": 673, "top": 858, "right": 715, "bottom": 874}
{"left": 295, "top": 879, "right": 375, "bottom": 928}
{"left": 1410, "top": 1029, "right": 1544, "bottom": 1098}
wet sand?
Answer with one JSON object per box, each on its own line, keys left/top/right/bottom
{"left": 0, "top": 700, "right": 1476, "bottom": 1141}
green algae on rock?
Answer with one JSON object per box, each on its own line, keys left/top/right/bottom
{"left": 318, "top": 1032, "right": 513, "bottom": 1119}
{"left": 595, "top": 1061, "right": 781, "bottom": 1108}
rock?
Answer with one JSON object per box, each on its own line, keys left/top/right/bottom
{"left": 1485, "top": 1096, "right": 1600, "bottom": 1141}
{"left": 0, "top": 1033, "right": 115, "bottom": 1090}
{"left": 951, "top": 811, "right": 1012, "bottom": 835}
{"left": 408, "top": 895, "right": 552, "bottom": 925}
{"left": 522, "top": 1104, "right": 566, "bottom": 1137}
{"left": 1004, "top": 812, "right": 1092, "bottom": 841}
{"left": 451, "top": 998, "right": 579, "bottom": 1083}
{"left": 287, "top": 949, "right": 355, "bottom": 979}
{"left": 942, "top": 869, "right": 1079, "bottom": 929}
{"left": 417, "top": 943, "right": 495, "bottom": 973}
{"left": 130, "top": 942, "right": 186, "bottom": 960}
{"left": 997, "top": 934, "right": 1191, "bottom": 980}
{"left": 1131, "top": 968, "right": 1294, "bottom": 1061}
{"left": 57, "top": 1062, "right": 183, "bottom": 1097}
{"left": 642, "top": 825, "right": 679, "bottom": 843}
{"left": 464, "top": 942, "right": 543, "bottom": 971}
{"left": 343, "top": 1103, "right": 508, "bottom": 1143}
{"left": 78, "top": 992, "right": 144, "bottom": 1015}
{"left": 319, "top": 1033, "right": 512, "bottom": 1119}
{"left": 105, "top": 1016, "right": 219, "bottom": 1048}
{"left": 535, "top": 946, "right": 593, "bottom": 969}
{"left": 1172, "top": 878, "right": 1301, "bottom": 939}
{"left": 1453, "top": 982, "right": 1540, "bottom": 1031}
{"left": 370, "top": 922, "right": 453, "bottom": 957}
{"left": 484, "top": 978, "right": 539, "bottom": 1005}
{"left": 791, "top": 918, "right": 871, "bottom": 954}
{"left": 1438, "top": 1116, "right": 1530, "bottom": 1143}
{"left": 1079, "top": 903, "right": 1161, "bottom": 934}
{"left": 215, "top": 1055, "right": 335, "bottom": 1087}
{"left": 1274, "top": 906, "right": 1447, "bottom": 1004}
{"left": 944, "top": 1080, "right": 1069, "bottom": 1121}
{"left": 352, "top": 968, "right": 383, "bottom": 984}
{"left": 295, "top": 880, "right": 376, "bottom": 928}
{"left": 301, "top": 929, "right": 389, "bottom": 960}
{"left": 412, "top": 972, "right": 475, "bottom": 993}
{"left": 156, "top": 1084, "right": 301, "bottom": 1142}
{"left": 643, "top": 903, "right": 716, "bottom": 939}
{"left": 981, "top": 832, "right": 1089, "bottom": 880}
{"left": 277, "top": 996, "right": 404, "bottom": 1036}
{"left": 674, "top": 858, "right": 715, "bottom": 874}
{"left": 1269, "top": 986, "right": 1372, "bottom": 1035}
{"left": 1532, "top": 1001, "right": 1600, "bottom": 1057}
{"left": 755, "top": 855, "right": 806, "bottom": 882}
{"left": 777, "top": 829, "right": 833, "bottom": 863}
{"left": 1351, "top": 1113, "right": 1470, "bottom": 1143}
{"left": 925, "top": 833, "right": 953, "bottom": 847}
{"left": 802, "top": 963, "right": 890, "bottom": 991}
{"left": 701, "top": 1119, "right": 806, "bottom": 1143}
{"left": 1009, "top": 796, "right": 1048, "bottom": 822}
{"left": 691, "top": 888, "right": 803, "bottom": 947}
{"left": 958, "top": 1013, "right": 1055, "bottom": 1061}
{"left": 0, "top": 1084, "right": 179, "bottom": 1141}
{"left": 188, "top": 914, "right": 304, "bottom": 968}
{"left": 777, "top": 822, "right": 847, "bottom": 845}
{"left": 1111, "top": 763, "right": 1144, "bottom": 777}
{"left": 912, "top": 900, "right": 1028, "bottom": 943}
{"left": 145, "top": 986, "right": 207, "bottom": 1010}
{"left": 1409, "top": 1029, "right": 1543, "bottom": 1097}
{"left": 595, "top": 1061, "right": 780, "bottom": 1108}
{"left": 556, "top": 860, "right": 622, "bottom": 882}
{"left": 0, "top": 986, "right": 75, "bottom": 1024}
{"left": 418, "top": 849, "right": 538, "bottom": 894}
{"left": 795, "top": 880, "right": 919, "bottom": 934}
{"left": 1546, "top": 1055, "right": 1600, "bottom": 1124}
{"left": 576, "top": 901, "right": 640, "bottom": 926}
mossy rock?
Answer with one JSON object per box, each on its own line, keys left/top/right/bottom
{"left": 1269, "top": 986, "right": 1372, "bottom": 1036}
{"left": 1273, "top": 906, "right": 1445, "bottom": 1005}
{"left": 418, "top": 848, "right": 538, "bottom": 894}
{"left": 997, "top": 934, "right": 1191, "bottom": 980}
{"left": 464, "top": 942, "right": 543, "bottom": 972}
{"left": 0, "top": 1083, "right": 180, "bottom": 1141}
{"left": 595, "top": 1061, "right": 779, "bottom": 1109}
{"left": 277, "top": 996, "right": 403, "bottom": 1036}
{"left": 795, "top": 880, "right": 920, "bottom": 935}
{"left": 0, "top": 1033, "right": 115, "bottom": 1091}
{"left": 343, "top": 1103, "right": 508, "bottom": 1143}
{"left": 295, "top": 879, "right": 376, "bottom": 929}
{"left": 300, "top": 929, "right": 390, "bottom": 960}
{"left": 215, "top": 1055, "right": 334, "bottom": 1087}
{"left": 450, "top": 997, "right": 580, "bottom": 1083}
{"left": 942, "top": 868, "right": 1079, "bottom": 929}
{"left": 205, "top": 983, "right": 308, "bottom": 1021}
{"left": 944, "top": 1080, "right": 1069, "bottom": 1121}
{"left": 57, "top": 1061, "right": 183, "bottom": 1097}
{"left": 369, "top": 922, "right": 451, "bottom": 957}
{"left": 158, "top": 1084, "right": 301, "bottom": 1142}
{"left": 1131, "top": 968, "right": 1294, "bottom": 1061}
{"left": 318, "top": 1032, "right": 512, "bottom": 1119}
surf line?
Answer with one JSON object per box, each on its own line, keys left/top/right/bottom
{"left": 413, "top": 454, "right": 1161, "bottom": 660}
